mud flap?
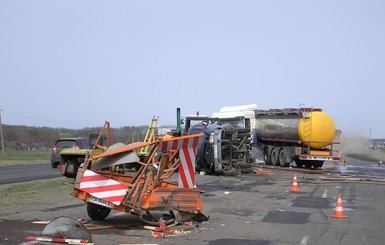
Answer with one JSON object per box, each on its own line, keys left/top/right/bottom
{"left": 42, "top": 216, "right": 91, "bottom": 242}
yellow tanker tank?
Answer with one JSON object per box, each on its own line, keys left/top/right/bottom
{"left": 298, "top": 111, "right": 335, "bottom": 149}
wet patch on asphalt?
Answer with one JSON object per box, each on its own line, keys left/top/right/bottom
{"left": 209, "top": 207, "right": 256, "bottom": 216}
{"left": 262, "top": 211, "right": 310, "bottom": 224}
{"left": 266, "top": 194, "right": 288, "bottom": 200}
{"left": 208, "top": 238, "right": 271, "bottom": 245}
{"left": 292, "top": 196, "right": 330, "bottom": 209}
{"left": 199, "top": 180, "right": 273, "bottom": 193}
{"left": 0, "top": 219, "right": 41, "bottom": 245}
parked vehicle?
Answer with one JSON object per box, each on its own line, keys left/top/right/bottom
{"left": 59, "top": 126, "right": 110, "bottom": 178}
{"left": 50, "top": 137, "right": 89, "bottom": 168}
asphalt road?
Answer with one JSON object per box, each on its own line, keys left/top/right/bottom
{"left": 1, "top": 161, "right": 385, "bottom": 245}
{"left": 0, "top": 163, "right": 61, "bottom": 185}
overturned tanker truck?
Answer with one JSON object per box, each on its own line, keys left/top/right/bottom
{"left": 212, "top": 105, "right": 341, "bottom": 169}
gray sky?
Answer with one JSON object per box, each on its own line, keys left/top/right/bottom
{"left": 1, "top": 1, "right": 384, "bottom": 138}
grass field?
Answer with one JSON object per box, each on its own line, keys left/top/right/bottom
{"left": 0, "top": 178, "right": 74, "bottom": 216}
{"left": 0, "top": 148, "right": 50, "bottom": 166}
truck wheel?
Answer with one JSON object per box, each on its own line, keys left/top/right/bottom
{"left": 240, "top": 162, "right": 253, "bottom": 169}
{"left": 304, "top": 162, "right": 312, "bottom": 169}
{"left": 312, "top": 161, "right": 324, "bottom": 169}
{"left": 278, "top": 149, "right": 288, "bottom": 167}
{"left": 223, "top": 169, "right": 238, "bottom": 176}
{"left": 87, "top": 203, "right": 111, "bottom": 221}
{"left": 270, "top": 148, "right": 278, "bottom": 166}
{"left": 294, "top": 159, "right": 305, "bottom": 168}
{"left": 241, "top": 167, "right": 253, "bottom": 173}
{"left": 263, "top": 148, "right": 271, "bottom": 165}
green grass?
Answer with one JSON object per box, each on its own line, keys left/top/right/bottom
{"left": 1, "top": 179, "right": 66, "bottom": 194}
{"left": 0, "top": 178, "right": 73, "bottom": 208}
{"left": 0, "top": 148, "right": 50, "bottom": 166}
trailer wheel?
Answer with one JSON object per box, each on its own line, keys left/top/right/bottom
{"left": 240, "top": 162, "right": 253, "bottom": 169}
{"left": 87, "top": 203, "right": 111, "bottom": 221}
{"left": 241, "top": 167, "right": 253, "bottom": 173}
{"left": 278, "top": 149, "right": 288, "bottom": 167}
{"left": 270, "top": 148, "right": 278, "bottom": 166}
{"left": 263, "top": 148, "right": 271, "bottom": 165}
{"left": 239, "top": 162, "right": 252, "bottom": 173}
{"left": 304, "top": 162, "right": 312, "bottom": 169}
{"left": 312, "top": 161, "right": 324, "bottom": 169}
{"left": 294, "top": 159, "right": 305, "bottom": 168}
{"left": 223, "top": 168, "right": 238, "bottom": 176}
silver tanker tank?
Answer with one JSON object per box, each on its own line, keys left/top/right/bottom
{"left": 254, "top": 108, "right": 336, "bottom": 149}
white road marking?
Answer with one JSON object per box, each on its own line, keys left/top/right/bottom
{"left": 322, "top": 189, "right": 328, "bottom": 198}
{"left": 300, "top": 236, "right": 309, "bottom": 245}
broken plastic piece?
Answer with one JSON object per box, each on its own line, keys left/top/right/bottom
{"left": 42, "top": 216, "right": 91, "bottom": 242}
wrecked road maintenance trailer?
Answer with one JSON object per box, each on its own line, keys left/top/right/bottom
{"left": 71, "top": 125, "right": 207, "bottom": 226}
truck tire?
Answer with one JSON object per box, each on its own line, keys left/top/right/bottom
{"left": 238, "top": 128, "right": 251, "bottom": 138}
{"left": 240, "top": 162, "right": 253, "bottom": 173}
{"left": 240, "top": 162, "right": 253, "bottom": 169}
{"left": 278, "top": 148, "right": 288, "bottom": 167}
{"left": 264, "top": 148, "right": 271, "bottom": 165}
{"left": 312, "top": 161, "right": 324, "bottom": 169}
{"left": 224, "top": 170, "right": 238, "bottom": 176}
{"left": 241, "top": 167, "right": 253, "bottom": 173}
{"left": 223, "top": 127, "right": 237, "bottom": 136}
{"left": 222, "top": 165, "right": 238, "bottom": 176}
{"left": 304, "top": 161, "right": 312, "bottom": 169}
{"left": 270, "top": 148, "right": 278, "bottom": 166}
{"left": 87, "top": 203, "right": 111, "bottom": 221}
{"left": 51, "top": 162, "right": 59, "bottom": 168}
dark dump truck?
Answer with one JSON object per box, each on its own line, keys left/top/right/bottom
{"left": 60, "top": 130, "right": 110, "bottom": 178}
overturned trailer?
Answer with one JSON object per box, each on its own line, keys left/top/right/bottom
{"left": 71, "top": 123, "right": 207, "bottom": 225}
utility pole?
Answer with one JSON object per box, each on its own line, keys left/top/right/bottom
{"left": 0, "top": 109, "right": 4, "bottom": 156}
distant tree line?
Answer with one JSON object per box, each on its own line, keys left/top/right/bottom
{"left": 1, "top": 124, "right": 175, "bottom": 150}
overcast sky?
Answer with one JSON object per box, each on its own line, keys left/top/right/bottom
{"left": 1, "top": 1, "right": 384, "bottom": 138}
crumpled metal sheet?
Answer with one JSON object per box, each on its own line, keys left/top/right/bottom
{"left": 91, "top": 142, "right": 140, "bottom": 170}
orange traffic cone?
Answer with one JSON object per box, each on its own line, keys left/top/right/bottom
{"left": 332, "top": 194, "right": 348, "bottom": 219}
{"left": 291, "top": 173, "right": 299, "bottom": 192}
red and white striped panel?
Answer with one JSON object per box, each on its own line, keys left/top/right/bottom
{"left": 178, "top": 146, "right": 198, "bottom": 188}
{"left": 158, "top": 136, "right": 200, "bottom": 189}
{"left": 79, "top": 170, "right": 128, "bottom": 206}
{"left": 158, "top": 136, "right": 200, "bottom": 152}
